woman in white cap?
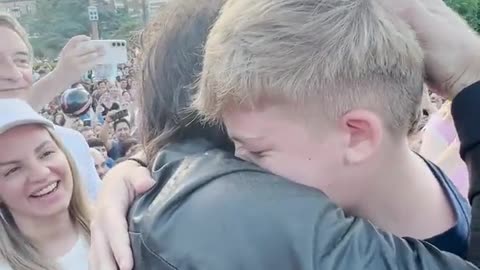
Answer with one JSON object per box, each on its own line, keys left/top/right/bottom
{"left": 0, "top": 99, "right": 90, "bottom": 270}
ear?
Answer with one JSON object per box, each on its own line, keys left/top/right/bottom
{"left": 339, "top": 109, "right": 383, "bottom": 164}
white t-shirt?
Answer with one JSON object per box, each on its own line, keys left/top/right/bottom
{"left": 0, "top": 235, "right": 89, "bottom": 270}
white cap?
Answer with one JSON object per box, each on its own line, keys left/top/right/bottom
{"left": 0, "top": 99, "right": 54, "bottom": 135}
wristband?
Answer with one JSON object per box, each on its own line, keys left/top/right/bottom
{"left": 127, "top": 157, "right": 148, "bottom": 167}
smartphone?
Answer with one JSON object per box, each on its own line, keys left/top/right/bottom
{"left": 111, "top": 109, "right": 129, "bottom": 122}
{"left": 90, "top": 40, "right": 128, "bottom": 65}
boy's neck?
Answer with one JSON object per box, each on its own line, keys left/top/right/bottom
{"left": 353, "top": 141, "right": 456, "bottom": 239}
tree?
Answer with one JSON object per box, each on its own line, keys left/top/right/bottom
{"left": 19, "top": 0, "right": 142, "bottom": 59}
{"left": 445, "top": 0, "right": 480, "bottom": 32}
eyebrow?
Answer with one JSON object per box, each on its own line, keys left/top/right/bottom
{"left": 0, "top": 140, "right": 51, "bottom": 166}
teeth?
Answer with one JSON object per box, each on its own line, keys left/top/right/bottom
{"left": 32, "top": 182, "right": 58, "bottom": 197}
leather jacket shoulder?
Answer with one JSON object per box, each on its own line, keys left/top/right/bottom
{"left": 128, "top": 138, "right": 477, "bottom": 270}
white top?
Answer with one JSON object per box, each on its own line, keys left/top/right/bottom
{"left": 0, "top": 235, "right": 89, "bottom": 270}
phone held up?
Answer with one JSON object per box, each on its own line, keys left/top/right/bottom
{"left": 89, "top": 40, "right": 128, "bottom": 81}
{"left": 89, "top": 39, "right": 128, "bottom": 65}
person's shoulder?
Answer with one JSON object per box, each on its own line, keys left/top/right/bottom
{"left": 129, "top": 150, "right": 340, "bottom": 269}
{"left": 54, "top": 125, "right": 84, "bottom": 141}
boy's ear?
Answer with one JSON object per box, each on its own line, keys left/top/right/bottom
{"left": 339, "top": 109, "right": 383, "bottom": 164}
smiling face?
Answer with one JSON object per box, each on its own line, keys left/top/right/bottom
{"left": 0, "top": 26, "right": 32, "bottom": 100}
{"left": 0, "top": 125, "right": 73, "bottom": 220}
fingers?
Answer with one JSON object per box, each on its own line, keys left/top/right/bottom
{"left": 105, "top": 209, "right": 134, "bottom": 270}
{"left": 128, "top": 167, "right": 156, "bottom": 197}
{"left": 90, "top": 220, "right": 119, "bottom": 270}
{"left": 64, "top": 35, "right": 91, "bottom": 51}
{"left": 75, "top": 43, "right": 104, "bottom": 58}
{"left": 77, "top": 52, "right": 104, "bottom": 67}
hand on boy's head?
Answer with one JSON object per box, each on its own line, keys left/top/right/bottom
{"left": 380, "top": 0, "right": 480, "bottom": 99}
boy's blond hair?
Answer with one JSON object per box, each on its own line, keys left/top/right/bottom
{"left": 0, "top": 13, "right": 33, "bottom": 59}
{"left": 195, "top": 0, "right": 424, "bottom": 134}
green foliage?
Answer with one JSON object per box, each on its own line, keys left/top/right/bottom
{"left": 445, "top": 0, "right": 480, "bottom": 32}
{"left": 18, "top": 0, "right": 143, "bottom": 59}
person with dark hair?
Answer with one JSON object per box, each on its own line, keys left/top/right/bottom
{"left": 87, "top": 138, "right": 115, "bottom": 168}
{"left": 79, "top": 126, "right": 96, "bottom": 140}
{"left": 98, "top": 116, "right": 132, "bottom": 161}
{"left": 90, "top": 0, "right": 480, "bottom": 270}
{"left": 53, "top": 112, "right": 66, "bottom": 127}
{"left": 119, "top": 138, "right": 138, "bottom": 158}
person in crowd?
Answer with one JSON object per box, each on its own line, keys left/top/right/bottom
{"left": 119, "top": 79, "right": 128, "bottom": 91}
{"left": 125, "top": 143, "right": 142, "bottom": 158}
{"left": 92, "top": 80, "right": 107, "bottom": 108}
{"left": 119, "top": 138, "right": 138, "bottom": 159}
{"left": 89, "top": 0, "right": 480, "bottom": 269}
{"left": 79, "top": 126, "right": 96, "bottom": 141}
{"left": 99, "top": 116, "right": 132, "bottom": 160}
{"left": 122, "top": 90, "right": 132, "bottom": 103}
{"left": 53, "top": 112, "right": 66, "bottom": 127}
{"left": 197, "top": 0, "right": 470, "bottom": 255}
{"left": 0, "top": 13, "right": 102, "bottom": 200}
{"left": 98, "top": 93, "right": 120, "bottom": 117}
{"left": 93, "top": 124, "right": 103, "bottom": 136}
{"left": 126, "top": 77, "right": 133, "bottom": 91}
{"left": 87, "top": 138, "right": 115, "bottom": 168}
{"left": 89, "top": 148, "right": 109, "bottom": 179}
{"left": 0, "top": 99, "right": 90, "bottom": 270}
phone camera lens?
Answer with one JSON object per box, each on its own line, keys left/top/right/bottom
{"left": 112, "top": 42, "right": 116, "bottom": 47}
{"left": 121, "top": 42, "right": 125, "bottom": 46}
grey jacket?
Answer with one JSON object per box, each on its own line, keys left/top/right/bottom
{"left": 128, "top": 138, "right": 477, "bottom": 270}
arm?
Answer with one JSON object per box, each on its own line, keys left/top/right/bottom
{"left": 90, "top": 152, "right": 153, "bottom": 270}
{"left": 99, "top": 117, "right": 113, "bottom": 151}
{"left": 28, "top": 36, "right": 103, "bottom": 111}
{"left": 128, "top": 170, "right": 477, "bottom": 270}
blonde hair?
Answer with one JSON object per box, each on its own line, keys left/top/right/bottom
{"left": 0, "top": 12, "right": 33, "bottom": 59}
{"left": 195, "top": 0, "right": 424, "bottom": 134}
{"left": 0, "top": 129, "right": 90, "bottom": 270}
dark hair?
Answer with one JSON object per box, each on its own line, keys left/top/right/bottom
{"left": 53, "top": 113, "right": 66, "bottom": 126}
{"left": 113, "top": 118, "right": 130, "bottom": 131}
{"left": 87, "top": 138, "right": 106, "bottom": 148}
{"left": 139, "top": 0, "right": 232, "bottom": 163}
{"left": 120, "top": 138, "right": 139, "bottom": 157}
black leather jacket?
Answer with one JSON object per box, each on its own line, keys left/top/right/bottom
{"left": 452, "top": 82, "right": 480, "bottom": 265}
{"left": 128, "top": 136, "right": 477, "bottom": 269}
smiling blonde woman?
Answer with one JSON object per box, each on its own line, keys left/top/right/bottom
{"left": 0, "top": 99, "right": 90, "bottom": 270}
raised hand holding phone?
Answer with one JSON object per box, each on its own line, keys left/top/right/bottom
{"left": 53, "top": 35, "right": 105, "bottom": 86}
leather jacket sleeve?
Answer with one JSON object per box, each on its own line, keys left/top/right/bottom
{"left": 451, "top": 81, "right": 480, "bottom": 265}
{"left": 129, "top": 156, "right": 477, "bottom": 270}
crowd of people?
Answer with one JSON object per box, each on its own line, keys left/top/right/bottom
{"left": 33, "top": 59, "right": 141, "bottom": 179}
{"left": 1, "top": 0, "right": 480, "bottom": 269}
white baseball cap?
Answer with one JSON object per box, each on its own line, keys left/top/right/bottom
{"left": 0, "top": 99, "right": 54, "bottom": 135}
